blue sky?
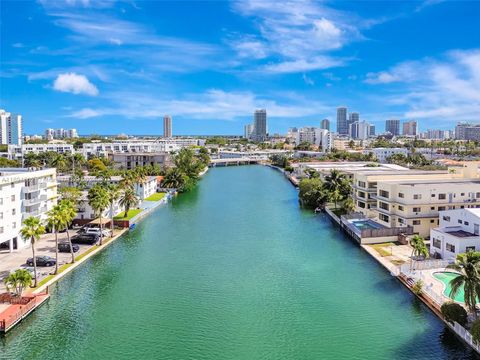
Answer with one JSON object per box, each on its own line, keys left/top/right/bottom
{"left": 1, "top": 0, "right": 479, "bottom": 135}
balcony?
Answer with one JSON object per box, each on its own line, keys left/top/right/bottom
{"left": 24, "top": 182, "right": 47, "bottom": 193}
{"left": 23, "top": 195, "right": 47, "bottom": 206}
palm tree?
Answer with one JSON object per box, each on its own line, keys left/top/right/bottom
{"left": 342, "top": 197, "right": 356, "bottom": 214}
{"left": 120, "top": 172, "right": 135, "bottom": 190}
{"left": 119, "top": 187, "right": 139, "bottom": 218}
{"left": 409, "top": 235, "right": 429, "bottom": 270}
{"left": 4, "top": 269, "right": 32, "bottom": 296}
{"left": 51, "top": 154, "right": 68, "bottom": 173}
{"left": 447, "top": 252, "right": 480, "bottom": 317}
{"left": 87, "top": 185, "right": 110, "bottom": 245}
{"left": 324, "top": 170, "right": 351, "bottom": 202}
{"left": 20, "top": 217, "right": 46, "bottom": 287}
{"left": 60, "top": 200, "right": 77, "bottom": 263}
{"left": 46, "top": 205, "right": 64, "bottom": 274}
{"left": 162, "top": 167, "right": 185, "bottom": 190}
{"left": 107, "top": 184, "right": 122, "bottom": 232}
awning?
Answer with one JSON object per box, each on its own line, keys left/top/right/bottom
{"left": 88, "top": 218, "right": 111, "bottom": 225}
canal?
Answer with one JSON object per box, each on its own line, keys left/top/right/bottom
{"left": 0, "top": 166, "right": 476, "bottom": 359}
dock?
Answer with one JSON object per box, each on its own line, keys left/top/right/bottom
{"left": 0, "top": 292, "right": 50, "bottom": 333}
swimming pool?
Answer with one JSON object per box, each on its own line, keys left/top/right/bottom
{"left": 352, "top": 220, "right": 383, "bottom": 230}
{"left": 433, "top": 271, "right": 465, "bottom": 303}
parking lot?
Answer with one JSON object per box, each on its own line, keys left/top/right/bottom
{"left": 0, "top": 229, "right": 104, "bottom": 292}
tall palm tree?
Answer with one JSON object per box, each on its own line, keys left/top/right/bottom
{"left": 119, "top": 187, "right": 139, "bottom": 218}
{"left": 409, "top": 235, "right": 429, "bottom": 270}
{"left": 20, "top": 217, "right": 46, "bottom": 287}
{"left": 107, "top": 184, "right": 122, "bottom": 232}
{"left": 162, "top": 167, "right": 185, "bottom": 190}
{"left": 447, "top": 252, "right": 480, "bottom": 317}
{"left": 46, "top": 205, "right": 64, "bottom": 274}
{"left": 120, "top": 172, "right": 135, "bottom": 190}
{"left": 51, "top": 154, "right": 68, "bottom": 173}
{"left": 60, "top": 200, "right": 77, "bottom": 263}
{"left": 87, "top": 185, "right": 110, "bottom": 246}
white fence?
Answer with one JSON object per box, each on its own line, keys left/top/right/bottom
{"left": 451, "top": 322, "right": 480, "bottom": 354}
{"left": 400, "top": 259, "right": 452, "bottom": 273}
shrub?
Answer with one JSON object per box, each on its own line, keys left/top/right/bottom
{"left": 412, "top": 280, "right": 424, "bottom": 295}
{"left": 441, "top": 302, "right": 468, "bottom": 326}
{"left": 471, "top": 319, "right": 480, "bottom": 344}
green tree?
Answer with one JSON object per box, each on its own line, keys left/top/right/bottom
{"left": 342, "top": 197, "right": 356, "bottom": 214}
{"left": 0, "top": 157, "right": 20, "bottom": 167}
{"left": 471, "top": 318, "right": 480, "bottom": 344}
{"left": 20, "top": 217, "right": 46, "bottom": 287}
{"left": 59, "top": 186, "right": 82, "bottom": 203}
{"left": 46, "top": 205, "right": 64, "bottom": 274}
{"left": 409, "top": 235, "right": 429, "bottom": 270}
{"left": 441, "top": 302, "right": 468, "bottom": 326}
{"left": 107, "top": 184, "right": 122, "bottom": 231}
{"left": 119, "top": 187, "right": 139, "bottom": 218}
{"left": 298, "top": 178, "right": 329, "bottom": 209}
{"left": 60, "top": 200, "right": 78, "bottom": 264}
{"left": 4, "top": 269, "right": 32, "bottom": 296}
{"left": 162, "top": 167, "right": 186, "bottom": 191}
{"left": 447, "top": 252, "right": 480, "bottom": 316}
{"left": 87, "top": 184, "right": 110, "bottom": 245}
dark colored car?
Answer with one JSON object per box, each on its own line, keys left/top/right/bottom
{"left": 71, "top": 234, "right": 99, "bottom": 245}
{"left": 26, "top": 255, "right": 56, "bottom": 267}
{"left": 58, "top": 242, "right": 80, "bottom": 253}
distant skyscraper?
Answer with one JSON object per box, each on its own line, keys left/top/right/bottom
{"left": 336, "top": 107, "right": 348, "bottom": 135}
{"left": 320, "top": 119, "right": 330, "bottom": 131}
{"left": 348, "top": 112, "right": 359, "bottom": 131}
{"left": 45, "top": 128, "right": 54, "bottom": 141}
{"left": 252, "top": 109, "right": 267, "bottom": 141}
{"left": 455, "top": 123, "right": 480, "bottom": 141}
{"left": 0, "top": 109, "right": 22, "bottom": 145}
{"left": 163, "top": 115, "right": 172, "bottom": 138}
{"left": 349, "top": 121, "right": 372, "bottom": 140}
{"left": 244, "top": 124, "right": 254, "bottom": 139}
{"left": 385, "top": 119, "right": 400, "bottom": 136}
{"left": 403, "top": 121, "right": 418, "bottom": 136}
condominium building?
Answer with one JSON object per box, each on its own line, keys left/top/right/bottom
{"left": 374, "top": 178, "right": 480, "bottom": 238}
{"left": 251, "top": 109, "right": 267, "bottom": 142}
{"left": 348, "top": 112, "right": 359, "bottom": 131}
{"left": 365, "top": 147, "right": 409, "bottom": 163}
{"left": 455, "top": 123, "right": 480, "bottom": 141}
{"left": 336, "top": 107, "right": 348, "bottom": 135}
{"left": 44, "top": 128, "right": 78, "bottom": 140}
{"left": 0, "top": 168, "right": 57, "bottom": 252}
{"left": 349, "top": 121, "right": 373, "bottom": 140}
{"left": 8, "top": 144, "right": 74, "bottom": 161}
{"left": 163, "top": 115, "right": 172, "bottom": 138}
{"left": 294, "top": 127, "right": 332, "bottom": 151}
{"left": 320, "top": 119, "right": 330, "bottom": 131}
{"left": 108, "top": 152, "right": 172, "bottom": 170}
{"left": 0, "top": 109, "right": 22, "bottom": 145}
{"left": 431, "top": 208, "right": 480, "bottom": 260}
{"left": 244, "top": 124, "right": 254, "bottom": 139}
{"left": 385, "top": 119, "right": 400, "bottom": 136}
{"left": 402, "top": 121, "right": 417, "bottom": 136}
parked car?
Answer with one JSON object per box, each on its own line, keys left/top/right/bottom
{"left": 58, "top": 242, "right": 80, "bottom": 253}
{"left": 71, "top": 234, "right": 100, "bottom": 245}
{"left": 26, "top": 256, "right": 56, "bottom": 267}
{"left": 84, "top": 227, "right": 111, "bottom": 237}
{"left": 11, "top": 266, "right": 35, "bottom": 278}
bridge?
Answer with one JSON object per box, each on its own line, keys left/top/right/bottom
{"left": 209, "top": 157, "right": 264, "bottom": 167}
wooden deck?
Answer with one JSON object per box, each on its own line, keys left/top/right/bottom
{"left": 0, "top": 292, "right": 50, "bottom": 333}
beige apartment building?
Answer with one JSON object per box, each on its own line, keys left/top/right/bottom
{"left": 108, "top": 152, "right": 172, "bottom": 170}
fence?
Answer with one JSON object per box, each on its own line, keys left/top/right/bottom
{"left": 400, "top": 259, "right": 451, "bottom": 273}
{"left": 360, "top": 226, "right": 414, "bottom": 239}
{"left": 452, "top": 322, "right": 480, "bottom": 354}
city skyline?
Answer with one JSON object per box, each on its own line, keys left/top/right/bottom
{"left": 1, "top": 1, "right": 479, "bottom": 135}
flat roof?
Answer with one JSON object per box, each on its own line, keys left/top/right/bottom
{"left": 446, "top": 229, "right": 477, "bottom": 238}
{"left": 390, "top": 179, "right": 480, "bottom": 186}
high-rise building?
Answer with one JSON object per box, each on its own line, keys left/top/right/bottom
{"left": 369, "top": 125, "right": 376, "bottom": 137}
{"left": 385, "top": 119, "right": 400, "bottom": 136}
{"left": 244, "top": 124, "right": 254, "bottom": 139}
{"left": 336, "top": 107, "right": 348, "bottom": 135}
{"left": 320, "top": 119, "right": 330, "bottom": 131}
{"left": 294, "top": 127, "right": 332, "bottom": 152}
{"left": 403, "top": 121, "right": 418, "bottom": 136}
{"left": 163, "top": 115, "right": 172, "bottom": 138}
{"left": 0, "top": 109, "right": 22, "bottom": 145}
{"left": 349, "top": 121, "right": 373, "bottom": 140}
{"left": 44, "top": 128, "right": 78, "bottom": 140}
{"left": 252, "top": 109, "right": 267, "bottom": 142}
{"left": 45, "top": 128, "right": 54, "bottom": 141}
{"left": 455, "top": 123, "right": 480, "bottom": 140}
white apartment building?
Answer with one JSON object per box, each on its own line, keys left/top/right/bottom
{"left": 0, "top": 109, "right": 22, "bottom": 145}
{"left": 364, "top": 147, "right": 409, "bottom": 163}
{"left": 0, "top": 168, "right": 57, "bottom": 252}
{"left": 431, "top": 208, "right": 480, "bottom": 260}
{"left": 45, "top": 128, "right": 79, "bottom": 140}
{"left": 375, "top": 179, "right": 480, "bottom": 238}
{"left": 293, "top": 127, "right": 332, "bottom": 152}
{"left": 8, "top": 144, "right": 74, "bottom": 160}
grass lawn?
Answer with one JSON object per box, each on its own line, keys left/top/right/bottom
{"left": 114, "top": 209, "right": 142, "bottom": 220}
{"left": 371, "top": 243, "right": 395, "bottom": 257}
{"left": 144, "top": 192, "right": 166, "bottom": 202}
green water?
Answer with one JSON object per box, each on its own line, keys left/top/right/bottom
{"left": 433, "top": 272, "right": 467, "bottom": 303}
{"left": 0, "top": 166, "right": 476, "bottom": 359}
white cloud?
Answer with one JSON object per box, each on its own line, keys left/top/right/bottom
{"left": 302, "top": 74, "right": 314, "bottom": 86}
{"left": 67, "top": 89, "right": 329, "bottom": 120}
{"left": 264, "top": 56, "right": 345, "bottom": 74}
{"left": 365, "top": 49, "right": 480, "bottom": 122}
{"left": 53, "top": 73, "right": 99, "bottom": 96}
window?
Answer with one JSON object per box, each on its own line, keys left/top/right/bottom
{"left": 413, "top": 194, "right": 422, "bottom": 200}
{"left": 398, "top": 193, "right": 404, "bottom": 198}
{"left": 358, "top": 201, "right": 366, "bottom": 208}
{"left": 379, "top": 214, "right": 389, "bottom": 223}
{"left": 379, "top": 202, "right": 389, "bottom": 211}
{"left": 433, "top": 238, "right": 441, "bottom": 248}
{"left": 477, "top": 192, "right": 480, "bottom": 198}
{"left": 439, "top": 194, "right": 446, "bottom": 200}
{"left": 379, "top": 190, "right": 389, "bottom": 198}
{"left": 443, "top": 216, "right": 451, "bottom": 221}
{"left": 446, "top": 243, "right": 456, "bottom": 252}
{"left": 11, "top": 195, "right": 15, "bottom": 202}
{"left": 465, "top": 221, "right": 470, "bottom": 226}
{"left": 461, "top": 193, "right": 465, "bottom": 196}
{"left": 398, "top": 205, "right": 404, "bottom": 211}
{"left": 431, "top": 194, "right": 435, "bottom": 197}
{"left": 430, "top": 219, "right": 435, "bottom": 223}
{"left": 467, "top": 246, "right": 476, "bottom": 252}
{"left": 431, "top": 206, "right": 435, "bottom": 211}
{"left": 438, "top": 206, "right": 446, "bottom": 211}
{"left": 12, "top": 222, "right": 16, "bottom": 229}
{"left": 458, "top": 219, "right": 463, "bottom": 224}
{"left": 0, "top": 226, "right": 3, "bottom": 234}
{"left": 398, "top": 218, "right": 405, "bottom": 225}
{"left": 413, "top": 220, "right": 421, "bottom": 225}
{"left": 0, "top": 212, "right": 2, "bottom": 219}
{"left": 413, "top": 207, "right": 421, "bottom": 213}
{"left": 358, "top": 181, "right": 366, "bottom": 188}
{"left": 12, "top": 209, "right": 15, "bottom": 215}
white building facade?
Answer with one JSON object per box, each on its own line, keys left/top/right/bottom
{"left": 0, "top": 109, "right": 22, "bottom": 145}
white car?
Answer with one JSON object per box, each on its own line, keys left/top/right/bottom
{"left": 84, "top": 227, "right": 111, "bottom": 237}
